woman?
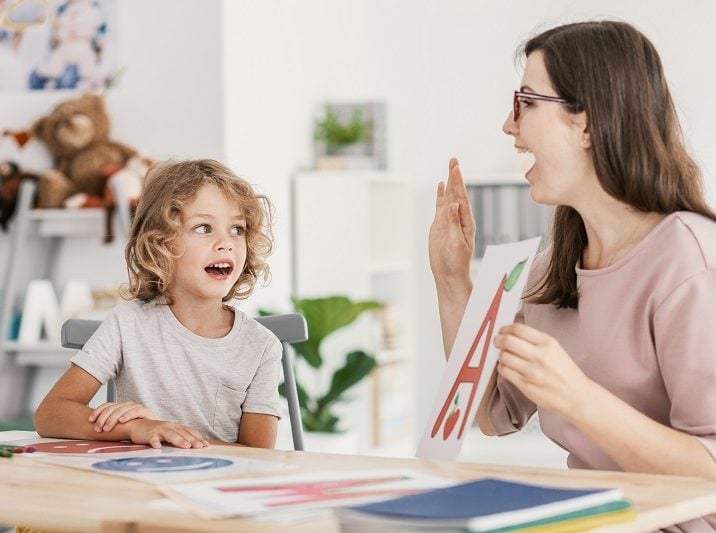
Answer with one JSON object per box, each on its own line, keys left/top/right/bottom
{"left": 430, "top": 20, "right": 716, "bottom": 530}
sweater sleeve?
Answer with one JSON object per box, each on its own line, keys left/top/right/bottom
{"left": 653, "top": 269, "right": 716, "bottom": 460}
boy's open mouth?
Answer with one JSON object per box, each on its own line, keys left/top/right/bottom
{"left": 205, "top": 262, "right": 234, "bottom": 279}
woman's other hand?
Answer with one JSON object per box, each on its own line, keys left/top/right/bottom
{"left": 494, "top": 323, "right": 592, "bottom": 419}
{"left": 429, "top": 157, "right": 476, "bottom": 286}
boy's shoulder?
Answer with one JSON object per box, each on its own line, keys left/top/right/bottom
{"left": 107, "top": 298, "right": 162, "bottom": 321}
{"left": 232, "top": 309, "right": 281, "bottom": 348}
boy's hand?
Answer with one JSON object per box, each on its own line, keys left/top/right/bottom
{"left": 89, "top": 401, "right": 155, "bottom": 432}
{"left": 128, "top": 419, "right": 210, "bottom": 449}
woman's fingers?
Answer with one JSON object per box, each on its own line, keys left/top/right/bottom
{"left": 500, "top": 323, "right": 553, "bottom": 346}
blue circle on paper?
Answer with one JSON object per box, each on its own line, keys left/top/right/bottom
{"left": 91, "top": 456, "right": 233, "bottom": 472}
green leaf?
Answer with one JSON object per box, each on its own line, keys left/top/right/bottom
{"left": 504, "top": 259, "right": 527, "bottom": 292}
{"left": 317, "top": 350, "right": 377, "bottom": 410}
{"left": 290, "top": 296, "right": 382, "bottom": 368}
{"left": 278, "top": 380, "right": 311, "bottom": 411}
{"left": 302, "top": 408, "right": 340, "bottom": 433}
{"left": 256, "top": 308, "right": 277, "bottom": 317}
{"left": 314, "top": 108, "right": 370, "bottom": 150}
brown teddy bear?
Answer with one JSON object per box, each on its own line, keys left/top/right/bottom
{"left": 3, "top": 93, "right": 146, "bottom": 242}
{"left": 31, "top": 93, "right": 138, "bottom": 209}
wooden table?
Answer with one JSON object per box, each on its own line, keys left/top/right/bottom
{"left": 1, "top": 444, "right": 716, "bottom": 532}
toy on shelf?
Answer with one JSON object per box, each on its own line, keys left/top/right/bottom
{"left": 3, "top": 93, "right": 150, "bottom": 242}
{"left": 0, "top": 160, "right": 38, "bottom": 231}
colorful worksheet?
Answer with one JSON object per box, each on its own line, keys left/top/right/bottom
{"left": 0, "top": 432, "right": 290, "bottom": 484}
{"left": 0, "top": 432, "right": 171, "bottom": 456}
{"left": 416, "top": 237, "right": 541, "bottom": 460}
{"left": 31, "top": 448, "right": 289, "bottom": 484}
{"left": 161, "top": 469, "right": 451, "bottom": 520}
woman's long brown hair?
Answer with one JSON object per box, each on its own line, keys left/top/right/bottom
{"left": 523, "top": 21, "right": 716, "bottom": 309}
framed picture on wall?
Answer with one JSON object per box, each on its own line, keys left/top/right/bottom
{"left": 0, "top": 0, "right": 119, "bottom": 91}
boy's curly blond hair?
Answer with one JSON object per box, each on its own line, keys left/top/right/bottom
{"left": 124, "top": 159, "right": 273, "bottom": 303}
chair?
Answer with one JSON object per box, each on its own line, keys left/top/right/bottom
{"left": 61, "top": 313, "right": 307, "bottom": 451}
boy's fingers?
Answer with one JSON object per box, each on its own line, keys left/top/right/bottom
{"left": 88, "top": 402, "right": 112, "bottom": 422}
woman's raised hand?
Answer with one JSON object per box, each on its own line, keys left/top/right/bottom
{"left": 429, "top": 158, "right": 476, "bottom": 285}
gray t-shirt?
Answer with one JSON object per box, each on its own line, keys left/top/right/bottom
{"left": 71, "top": 299, "right": 282, "bottom": 442}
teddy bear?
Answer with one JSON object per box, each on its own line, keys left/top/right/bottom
{"left": 3, "top": 92, "right": 146, "bottom": 242}
{"left": 31, "top": 93, "right": 138, "bottom": 209}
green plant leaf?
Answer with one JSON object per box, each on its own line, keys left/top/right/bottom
{"left": 316, "top": 350, "right": 377, "bottom": 410}
{"left": 290, "top": 296, "right": 382, "bottom": 368}
{"left": 314, "top": 108, "right": 369, "bottom": 150}
{"left": 278, "top": 379, "right": 311, "bottom": 411}
{"left": 302, "top": 408, "right": 340, "bottom": 433}
{"left": 256, "top": 308, "right": 277, "bottom": 317}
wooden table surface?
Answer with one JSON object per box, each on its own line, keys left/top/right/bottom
{"left": 1, "top": 444, "right": 716, "bottom": 532}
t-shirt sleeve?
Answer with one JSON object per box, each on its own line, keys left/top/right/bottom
{"left": 70, "top": 309, "right": 122, "bottom": 384}
{"left": 241, "top": 334, "right": 282, "bottom": 418}
{"left": 654, "top": 269, "right": 716, "bottom": 460}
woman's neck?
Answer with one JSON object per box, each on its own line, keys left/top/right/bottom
{"left": 577, "top": 196, "right": 665, "bottom": 270}
{"left": 166, "top": 294, "right": 234, "bottom": 338}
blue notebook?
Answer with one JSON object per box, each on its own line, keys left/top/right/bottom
{"left": 337, "top": 477, "right": 623, "bottom": 531}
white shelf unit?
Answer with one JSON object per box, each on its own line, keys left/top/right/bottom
{"left": 0, "top": 180, "right": 129, "bottom": 420}
{"left": 292, "top": 171, "right": 414, "bottom": 452}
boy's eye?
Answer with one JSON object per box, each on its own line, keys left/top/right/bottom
{"left": 518, "top": 96, "right": 533, "bottom": 108}
{"left": 231, "top": 225, "right": 246, "bottom": 236}
{"left": 193, "top": 224, "right": 211, "bottom": 234}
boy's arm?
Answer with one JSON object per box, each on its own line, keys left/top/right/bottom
{"left": 35, "top": 364, "right": 209, "bottom": 448}
{"left": 35, "top": 364, "right": 135, "bottom": 441}
{"left": 237, "top": 412, "right": 278, "bottom": 448}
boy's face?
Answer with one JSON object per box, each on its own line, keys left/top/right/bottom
{"left": 169, "top": 184, "right": 247, "bottom": 304}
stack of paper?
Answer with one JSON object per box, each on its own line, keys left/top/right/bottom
{"left": 335, "top": 477, "right": 635, "bottom": 532}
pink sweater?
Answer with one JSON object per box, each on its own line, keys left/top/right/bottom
{"left": 487, "top": 211, "right": 716, "bottom": 529}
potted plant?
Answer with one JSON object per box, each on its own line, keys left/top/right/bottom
{"left": 260, "top": 295, "right": 381, "bottom": 434}
{"left": 314, "top": 107, "right": 370, "bottom": 156}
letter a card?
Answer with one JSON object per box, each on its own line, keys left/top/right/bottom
{"left": 417, "top": 237, "right": 541, "bottom": 460}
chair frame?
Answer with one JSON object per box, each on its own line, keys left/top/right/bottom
{"left": 61, "top": 313, "right": 307, "bottom": 450}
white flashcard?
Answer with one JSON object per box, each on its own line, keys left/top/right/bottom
{"left": 416, "top": 237, "right": 541, "bottom": 460}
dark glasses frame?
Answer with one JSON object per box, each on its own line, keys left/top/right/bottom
{"left": 513, "top": 90, "right": 568, "bottom": 121}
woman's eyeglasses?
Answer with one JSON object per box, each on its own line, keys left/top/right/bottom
{"left": 513, "top": 90, "right": 568, "bottom": 122}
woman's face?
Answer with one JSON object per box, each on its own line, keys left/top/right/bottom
{"left": 503, "top": 50, "right": 595, "bottom": 207}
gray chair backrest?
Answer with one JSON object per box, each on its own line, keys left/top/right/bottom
{"left": 61, "top": 313, "right": 307, "bottom": 451}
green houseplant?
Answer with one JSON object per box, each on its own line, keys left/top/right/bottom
{"left": 261, "top": 296, "right": 381, "bottom": 433}
{"left": 314, "top": 108, "right": 370, "bottom": 153}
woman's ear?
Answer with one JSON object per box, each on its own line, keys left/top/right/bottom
{"left": 571, "top": 111, "right": 590, "bottom": 149}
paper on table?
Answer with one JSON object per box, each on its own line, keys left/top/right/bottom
{"left": 416, "top": 237, "right": 541, "bottom": 460}
{"left": 31, "top": 448, "right": 290, "bottom": 484}
{"left": 161, "top": 469, "right": 452, "bottom": 520}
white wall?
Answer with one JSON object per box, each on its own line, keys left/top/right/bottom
{"left": 220, "top": 0, "right": 716, "bottom": 439}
